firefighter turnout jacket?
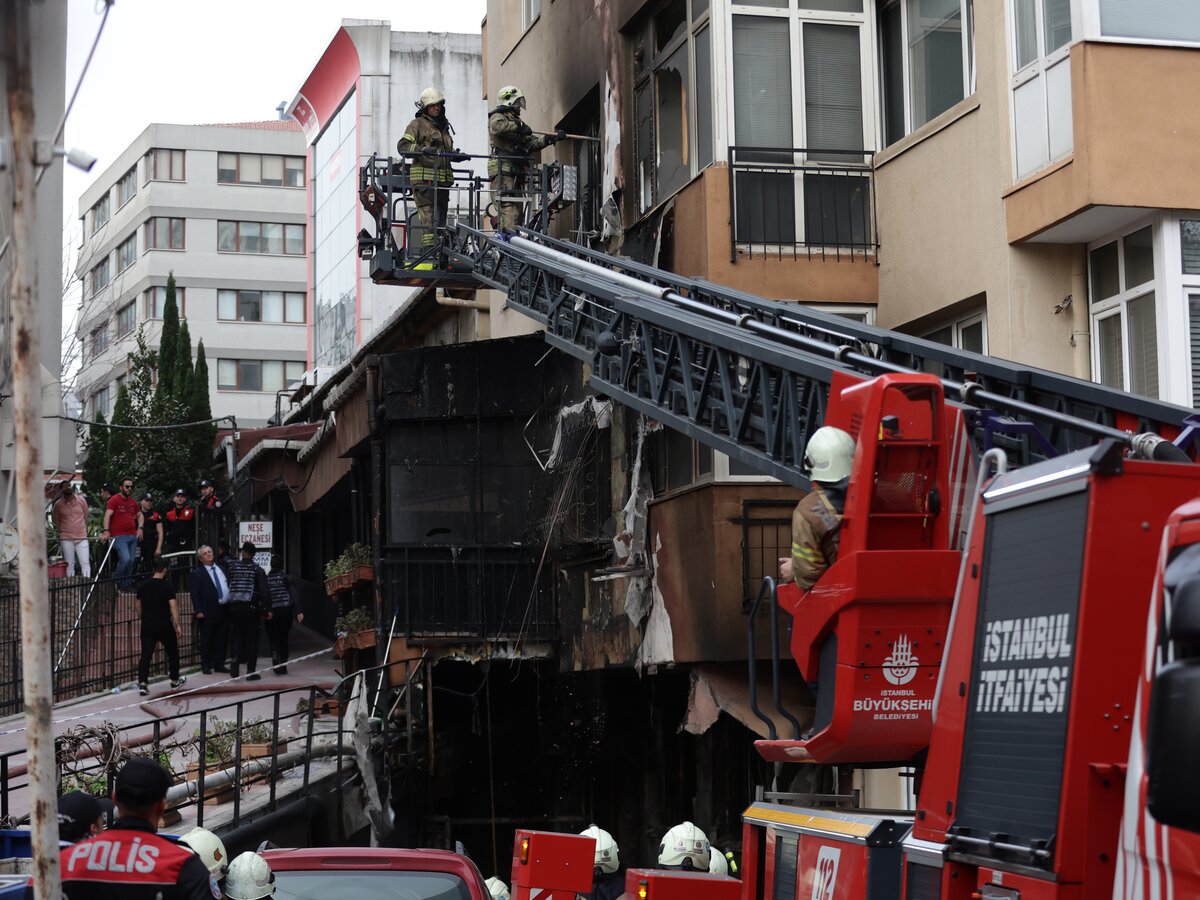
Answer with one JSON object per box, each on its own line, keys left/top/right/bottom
{"left": 487, "top": 106, "right": 552, "bottom": 179}
{"left": 398, "top": 112, "right": 455, "bottom": 185}
{"left": 59, "top": 816, "right": 218, "bottom": 899}
{"left": 791, "top": 482, "right": 845, "bottom": 591}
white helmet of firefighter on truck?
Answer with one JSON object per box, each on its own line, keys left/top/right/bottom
{"left": 484, "top": 876, "right": 511, "bottom": 899}
{"left": 497, "top": 85, "right": 527, "bottom": 111}
{"left": 580, "top": 824, "right": 620, "bottom": 875}
{"left": 417, "top": 87, "right": 445, "bottom": 111}
{"left": 804, "top": 425, "right": 856, "bottom": 484}
{"left": 179, "top": 827, "right": 229, "bottom": 880}
{"left": 224, "top": 852, "right": 275, "bottom": 900}
{"left": 709, "top": 846, "right": 730, "bottom": 876}
{"left": 658, "top": 821, "right": 711, "bottom": 871}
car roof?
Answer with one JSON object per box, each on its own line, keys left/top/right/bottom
{"left": 262, "top": 847, "right": 481, "bottom": 879}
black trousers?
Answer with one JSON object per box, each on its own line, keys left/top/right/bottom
{"left": 265, "top": 608, "right": 294, "bottom": 670}
{"left": 227, "top": 603, "right": 259, "bottom": 674}
{"left": 138, "top": 620, "right": 180, "bottom": 684}
{"left": 200, "top": 606, "right": 229, "bottom": 672}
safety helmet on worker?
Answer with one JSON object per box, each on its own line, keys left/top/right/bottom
{"left": 709, "top": 846, "right": 729, "bottom": 876}
{"left": 804, "top": 425, "right": 856, "bottom": 484}
{"left": 417, "top": 87, "right": 446, "bottom": 111}
{"left": 484, "top": 876, "right": 511, "bottom": 899}
{"left": 178, "top": 827, "right": 229, "bottom": 879}
{"left": 497, "top": 85, "right": 527, "bottom": 110}
{"left": 658, "top": 821, "right": 711, "bottom": 870}
{"left": 580, "top": 824, "right": 620, "bottom": 876}
{"left": 224, "top": 852, "right": 275, "bottom": 900}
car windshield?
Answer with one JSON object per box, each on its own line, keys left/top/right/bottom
{"left": 274, "top": 871, "right": 473, "bottom": 900}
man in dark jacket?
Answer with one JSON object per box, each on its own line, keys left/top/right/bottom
{"left": 59, "top": 757, "right": 215, "bottom": 899}
{"left": 398, "top": 87, "right": 465, "bottom": 255}
{"left": 189, "top": 545, "right": 230, "bottom": 674}
{"left": 225, "top": 542, "right": 268, "bottom": 680}
{"left": 487, "top": 85, "right": 563, "bottom": 231}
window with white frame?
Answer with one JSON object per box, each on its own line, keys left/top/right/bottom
{"left": 116, "top": 301, "right": 136, "bottom": 337}
{"left": 144, "top": 217, "right": 185, "bottom": 251}
{"left": 217, "top": 221, "right": 305, "bottom": 255}
{"left": 522, "top": 0, "right": 540, "bottom": 30}
{"left": 88, "top": 324, "right": 110, "bottom": 358}
{"left": 88, "top": 257, "right": 110, "bottom": 297}
{"left": 143, "top": 286, "right": 186, "bottom": 319}
{"left": 1090, "top": 223, "right": 1158, "bottom": 398}
{"left": 116, "top": 233, "right": 137, "bottom": 273}
{"left": 729, "top": 3, "right": 873, "bottom": 248}
{"left": 1096, "top": 1, "right": 1200, "bottom": 43}
{"left": 217, "top": 358, "right": 305, "bottom": 392}
{"left": 115, "top": 166, "right": 137, "bottom": 208}
{"left": 91, "top": 385, "right": 111, "bottom": 418}
{"left": 1177, "top": 219, "right": 1200, "bottom": 408}
{"left": 633, "top": 0, "right": 713, "bottom": 214}
{"left": 217, "top": 289, "right": 306, "bottom": 324}
{"left": 143, "top": 148, "right": 185, "bottom": 183}
{"left": 217, "top": 153, "right": 305, "bottom": 187}
{"left": 1009, "top": 0, "right": 1073, "bottom": 180}
{"left": 88, "top": 195, "right": 110, "bottom": 236}
{"left": 879, "top": 0, "right": 973, "bottom": 146}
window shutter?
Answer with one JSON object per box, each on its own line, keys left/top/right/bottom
{"left": 803, "top": 23, "right": 863, "bottom": 160}
{"left": 732, "top": 16, "right": 793, "bottom": 152}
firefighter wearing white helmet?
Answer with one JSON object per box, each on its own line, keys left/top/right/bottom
{"left": 657, "top": 821, "right": 711, "bottom": 871}
{"left": 398, "top": 87, "right": 464, "bottom": 257}
{"left": 779, "top": 425, "right": 856, "bottom": 590}
{"left": 578, "top": 825, "right": 623, "bottom": 900}
{"left": 179, "top": 826, "right": 229, "bottom": 883}
{"left": 485, "top": 875, "right": 511, "bottom": 899}
{"left": 488, "top": 86, "right": 565, "bottom": 231}
{"left": 224, "top": 851, "right": 275, "bottom": 899}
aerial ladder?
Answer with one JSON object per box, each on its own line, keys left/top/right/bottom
{"left": 358, "top": 156, "right": 1200, "bottom": 898}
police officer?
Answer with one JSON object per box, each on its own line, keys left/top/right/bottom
{"left": 264, "top": 554, "right": 303, "bottom": 675}
{"left": 57, "top": 791, "right": 113, "bottom": 844}
{"left": 487, "top": 85, "right": 564, "bottom": 231}
{"left": 398, "top": 88, "right": 465, "bottom": 256}
{"left": 59, "top": 756, "right": 214, "bottom": 899}
{"left": 197, "top": 479, "right": 224, "bottom": 551}
{"left": 226, "top": 542, "right": 267, "bottom": 680}
{"left": 578, "top": 825, "right": 622, "bottom": 900}
{"left": 657, "top": 821, "right": 711, "bottom": 872}
{"left": 163, "top": 488, "right": 197, "bottom": 585}
{"left": 778, "top": 426, "right": 856, "bottom": 590}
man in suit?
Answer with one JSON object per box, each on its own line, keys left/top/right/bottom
{"left": 189, "top": 544, "right": 231, "bottom": 674}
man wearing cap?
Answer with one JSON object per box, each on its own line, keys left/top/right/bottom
{"left": 57, "top": 790, "right": 113, "bottom": 844}
{"left": 136, "top": 557, "right": 186, "bottom": 695}
{"left": 164, "top": 488, "right": 197, "bottom": 557}
{"left": 60, "top": 756, "right": 215, "bottom": 898}
{"left": 197, "top": 479, "right": 223, "bottom": 551}
{"left": 137, "top": 493, "right": 164, "bottom": 574}
{"left": 226, "top": 542, "right": 268, "bottom": 680}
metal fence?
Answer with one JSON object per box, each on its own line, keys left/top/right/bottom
{"left": 382, "top": 547, "right": 556, "bottom": 643}
{"left": 0, "top": 568, "right": 202, "bottom": 717}
{"left": 740, "top": 499, "right": 797, "bottom": 612}
{"left": 729, "top": 145, "right": 878, "bottom": 261}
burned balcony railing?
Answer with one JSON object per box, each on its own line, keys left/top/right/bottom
{"left": 382, "top": 548, "right": 555, "bottom": 643}
{"left": 728, "top": 145, "right": 878, "bottom": 262}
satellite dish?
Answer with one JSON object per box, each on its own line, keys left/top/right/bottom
{"left": 0, "top": 524, "right": 18, "bottom": 565}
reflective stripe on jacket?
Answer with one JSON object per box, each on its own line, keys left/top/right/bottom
{"left": 397, "top": 112, "right": 455, "bottom": 185}
{"left": 791, "top": 483, "right": 844, "bottom": 591}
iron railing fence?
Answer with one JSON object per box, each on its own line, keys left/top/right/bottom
{"left": 728, "top": 145, "right": 878, "bottom": 262}
{"left": 739, "top": 498, "right": 798, "bottom": 612}
{"left": 382, "top": 547, "right": 556, "bottom": 643}
{"left": 0, "top": 570, "right": 202, "bottom": 716}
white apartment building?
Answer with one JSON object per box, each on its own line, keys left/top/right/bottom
{"left": 75, "top": 121, "right": 309, "bottom": 428}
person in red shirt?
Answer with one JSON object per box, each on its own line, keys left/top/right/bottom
{"left": 101, "top": 477, "right": 143, "bottom": 590}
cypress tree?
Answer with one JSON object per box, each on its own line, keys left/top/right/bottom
{"left": 189, "top": 341, "right": 216, "bottom": 472}
{"left": 175, "top": 319, "right": 194, "bottom": 406}
{"left": 107, "top": 384, "right": 135, "bottom": 484}
{"left": 156, "top": 273, "right": 180, "bottom": 403}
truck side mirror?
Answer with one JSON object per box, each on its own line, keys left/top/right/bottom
{"left": 1146, "top": 574, "right": 1200, "bottom": 832}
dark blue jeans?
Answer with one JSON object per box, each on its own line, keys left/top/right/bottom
{"left": 112, "top": 535, "right": 137, "bottom": 589}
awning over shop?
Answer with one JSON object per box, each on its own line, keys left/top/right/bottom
{"left": 684, "top": 663, "right": 813, "bottom": 741}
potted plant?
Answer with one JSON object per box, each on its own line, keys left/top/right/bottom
{"left": 240, "top": 717, "right": 287, "bottom": 759}
{"left": 334, "top": 606, "right": 376, "bottom": 657}
{"left": 186, "top": 718, "right": 236, "bottom": 805}
{"left": 323, "top": 543, "right": 374, "bottom": 595}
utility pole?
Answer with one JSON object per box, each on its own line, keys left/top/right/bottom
{"left": 4, "top": 1, "right": 63, "bottom": 895}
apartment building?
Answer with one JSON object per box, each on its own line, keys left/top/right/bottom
{"left": 74, "top": 121, "right": 308, "bottom": 428}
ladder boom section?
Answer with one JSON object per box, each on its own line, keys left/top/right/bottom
{"left": 445, "top": 223, "right": 1193, "bottom": 472}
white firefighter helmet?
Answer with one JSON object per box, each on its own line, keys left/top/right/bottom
{"left": 709, "top": 846, "right": 729, "bottom": 876}
{"left": 224, "top": 852, "right": 275, "bottom": 900}
{"left": 804, "top": 425, "right": 856, "bottom": 484}
{"left": 418, "top": 87, "right": 445, "bottom": 110}
{"left": 484, "top": 876, "right": 510, "bottom": 899}
{"left": 658, "top": 821, "right": 711, "bottom": 870}
{"left": 178, "top": 827, "right": 229, "bottom": 879}
{"left": 580, "top": 824, "right": 620, "bottom": 875}
{"left": 497, "top": 85, "right": 527, "bottom": 110}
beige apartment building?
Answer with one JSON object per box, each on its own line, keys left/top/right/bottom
{"left": 485, "top": 0, "right": 1200, "bottom": 407}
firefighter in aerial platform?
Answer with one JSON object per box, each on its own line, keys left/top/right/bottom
{"left": 778, "top": 426, "right": 856, "bottom": 589}
{"left": 397, "top": 87, "right": 466, "bottom": 260}
{"left": 488, "top": 85, "right": 564, "bottom": 231}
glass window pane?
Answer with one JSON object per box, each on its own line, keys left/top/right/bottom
{"left": 959, "top": 320, "right": 984, "bottom": 353}
{"left": 262, "top": 156, "right": 284, "bottom": 186}
{"left": 218, "top": 153, "right": 237, "bottom": 182}
{"left": 738, "top": 0, "right": 788, "bottom": 6}
{"left": 1182, "top": 220, "right": 1200, "bottom": 275}
{"left": 881, "top": 1, "right": 905, "bottom": 144}
{"left": 801, "top": 0, "right": 863, "bottom": 9}
{"left": 1043, "top": 0, "right": 1072, "bottom": 53}
{"left": 240, "top": 155, "right": 262, "bottom": 184}
{"left": 1189, "top": 293, "right": 1200, "bottom": 408}
{"left": 239, "top": 291, "right": 262, "bottom": 322}
{"left": 239, "top": 360, "right": 262, "bottom": 392}
{"left": 1124, "top": 226, "right": 1154, "bottom": 288}
{"left": 262, "top": 361, "right": 285, "bottom": 394}
{"left": 1127, "top": 292, "right": 1158, "bottom": 397}
{"left": 285, "top": 157, "right": 305, "bottom": 187}
{"left": 907, "top": 0, "right": 964, "bottom": 128}
{"left": 1090, "top": 241, "right": 1119, "bottom": 302}
{"left": 287, "top": 361, "right": 304, "bottom": 384}
{"left": 218, "top": 221, "right": 236, "bottom": 252}
{"left": 1098, "top": 0, "right": 1200, "bottom": 43}
{"left": 1014, "top": 0, "right": 1037, "bottom": 69}
{"left": 691, "top": 0, "right": 709, "bottom": 15}
{"left": 733, "top": 16, "right": 793, "bottom": 149}
{"left": 263, "top": 222, "right": 284, "bottom": 255}
{"left": 655, "top": 0, "right": 687, "bottom": 52}
{"left": 695, "top": 26, "right": 713, "bottom": 171}
{"left": 171, "top": 149, "right": 184, "bottom": 179}
{"left": 1096, "top": 314, "right": 1124, "bottom": 388}
{"left": 218, "top": 290, "right": 237, "bottom": 320}
{"left": 285, "top": 292, "right": 305, "bottom": 323}
{"left": 170, "top": 218, "right": 184, "bottom": 249}
{"left": 240, "top": 222, "right": 261, "bottom": 253}
{"left": 655, "top": 42, "right": 691, "bottom": 200}
{"left": 218, "top": 359, "right": 237, "bottom": 389}
{"left": 804, "top": 23, "right": 864, "bottom": 158}
{"left": 263, "top": 291, "right": 284, "bottom": 323}
{"left": 285, "top": 224, "right": 305, "bottom": 255}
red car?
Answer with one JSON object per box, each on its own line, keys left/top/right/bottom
{"left": 262, "top": 847, "right": 491, "bottom": 900}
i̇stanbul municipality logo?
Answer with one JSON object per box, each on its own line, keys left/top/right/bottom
{"left": 883, "top": 634, "right": 918, "bottom": 686}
